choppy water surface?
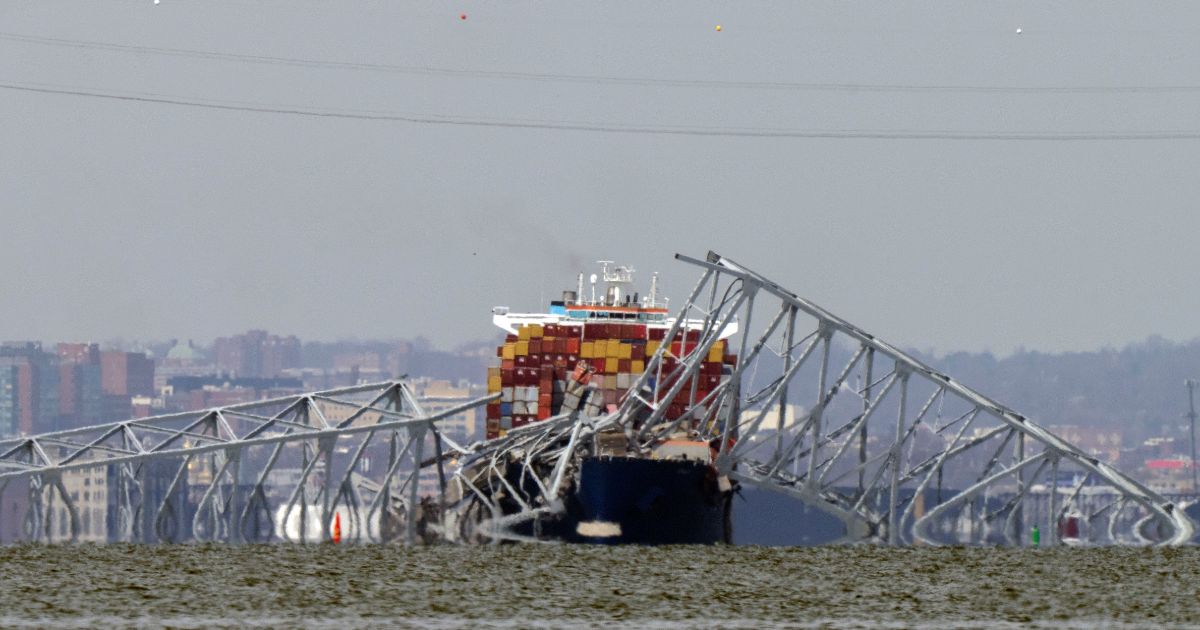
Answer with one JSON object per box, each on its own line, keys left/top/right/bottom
{"left": 1, "top": 544, "right": 1198, "bottom": 628}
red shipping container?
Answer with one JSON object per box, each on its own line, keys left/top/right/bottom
{"left": 565, "top": 338, "right": 580, "bottom": 354}
{"left": 618, "top": 359, "right": 631, "bottom": 373}
{"left": 541, "top": 365, "right": 554, "bottom": 378}
{"left": 501, "top": 359, "right": 515, "bottom": 370}
{"left": 630, "top": 324, "right": 647, "bottom": 339}
{"left": 506, "top": 334, "right": 518, "bottom": 343}
{"left": 501, "top": 369, "right": 514, "bottom": 386}
{"left": 530, "top": 339, "right": 542, "bottom": 354}
{"left": 553, "top": 338, "right": 566, "bottom": 353}
{"left": 584, "top": 322, "right": 602, "bottom": 339}
{"left": 496, "top": 346, "right": 504, "bottom": 357}
{"left": 631, "top": 343, "right": 645, "bottom": 361}
{"left": 572, "top": 365, "right": 592, "bottom": 385}
{"left": 537, "top": 407, "right": 551, "bottom": 420}
{"left": 725, "top": 354, "right": 738, "bottom": 367}
{"left": 486, "top": 404, "right": 501, "bottom": 420}
{"left": 593, "top": 358, "right": 606, "bottom": 373}
{"left": 648, "top": 327, "right": 666, "bottom": 341}
{"left": 516, "top": 355, "right": 528, "bottom": 366}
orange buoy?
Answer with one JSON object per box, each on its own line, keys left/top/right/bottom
{"left": 332, "top": 512, "right": 342, "bottom": 544}
{"left": 460, "top": 13, "right": 467, "bottom": 20}
{"left": 715, "top": 24, "right": 722, "bottom": 32}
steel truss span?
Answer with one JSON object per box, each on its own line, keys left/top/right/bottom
{"left": 0, "top": 381, "right": 496, "bottom": 544}
{"left": 0, "top": 253, "right": 1191, "bottom": 546}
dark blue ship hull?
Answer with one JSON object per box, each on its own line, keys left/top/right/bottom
{"left": 565, "top": 456, "right": 731, "bottom": 545}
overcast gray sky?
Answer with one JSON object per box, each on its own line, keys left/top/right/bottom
{"left": 2, "top": 2, "right": 1199, "bottom": 354}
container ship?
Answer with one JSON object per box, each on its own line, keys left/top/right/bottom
{"left": 483, "top": 262, "right": 739, "bottom": 544}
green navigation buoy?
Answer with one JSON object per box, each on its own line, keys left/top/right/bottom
{"left": 1031, "top": 525, "right": 1040, "bottom": 547}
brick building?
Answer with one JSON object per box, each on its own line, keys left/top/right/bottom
{"left": 100, "top": 351, "right": 155, "bottom": 397}
{"left": 0, "top": 342, "right": 58, "bottom": 435}
{"left": 213, "top": 330, "right": 300, "bottom": 378}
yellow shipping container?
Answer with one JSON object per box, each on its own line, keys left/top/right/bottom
{"left": 518, "top": 325, "right": 532, "bottom": 340}
{"left": 487, "top": 376, "right": 502, "bottom": 391}
{"left": 487, "top": 367, "right": 501, "bottom": 379}
{"left": 632, "top": 360, "right": 645, "bottom": 374}
{"left": 707, "top": 344, "right": 724, "bottom": 363}
{"left": 605, "top": 359, "right": 619, "bottom": 374}
{"left": 529, "top": 324, "right": 544, "bottom": 338}
{"left": 618, "top": 343, "right": 633, "bottom": 360}
{"left": 581, "top": 341, "right": 595, "bottom": 358}
{"left": 516, "top": 341, "right": 529, "bottom": 356}
{"left": 606, "top": 341, "right": 621, "bottom": 359}
{"left": 646, "top": 340, "right": 661, "bottom": 356}
{"left": 594, "top": 340, "right": 608, "bottom": 358}
{"left": 502, "top": 344, "right": 516, "bottom": 360}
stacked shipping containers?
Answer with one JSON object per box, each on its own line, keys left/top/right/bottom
{"left": 485, "top": 322, "right": 736, "bottom": 440}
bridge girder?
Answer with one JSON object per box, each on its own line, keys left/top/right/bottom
{"left": 0, "top": 252, "right": 1189, "bottom": 546}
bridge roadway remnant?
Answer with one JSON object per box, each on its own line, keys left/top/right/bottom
{"left": 0, "top": 252, "right": 1191, "bottom": 546}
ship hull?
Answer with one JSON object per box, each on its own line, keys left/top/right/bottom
{"left": 565, "top": 456, "right": 731, "bottom": 545}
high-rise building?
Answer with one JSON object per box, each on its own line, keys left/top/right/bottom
{"left": 0, "top": 363, "right": 18, "bottom": 437}
{"left": 0, "top": 342, "right": 59, "bottom": 435}
{"left": 57, "top": 343, "right": 103, "bottom": 429}
{"left": 100, "top": 351, "right": 155, "bottom": 398}
{"left": 213, "top": 330, "right": 300, "bottom": 378}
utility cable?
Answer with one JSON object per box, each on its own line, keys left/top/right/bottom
{"left": 5, "top": 80, "right": 1200, "bottom": 140}
{"left": 5, "top": 31, "right": 1200, "bottom": 95}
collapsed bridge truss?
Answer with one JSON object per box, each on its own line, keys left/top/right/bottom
{"left": 0, "top": 252, "right": 1191, "bottom": 546}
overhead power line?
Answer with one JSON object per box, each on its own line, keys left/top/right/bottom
{"left": 5, "top": 79, "right": 1200, "bottom": 140}
{"left": 4, "top": 30, "right": 1200, "bottom": 95}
